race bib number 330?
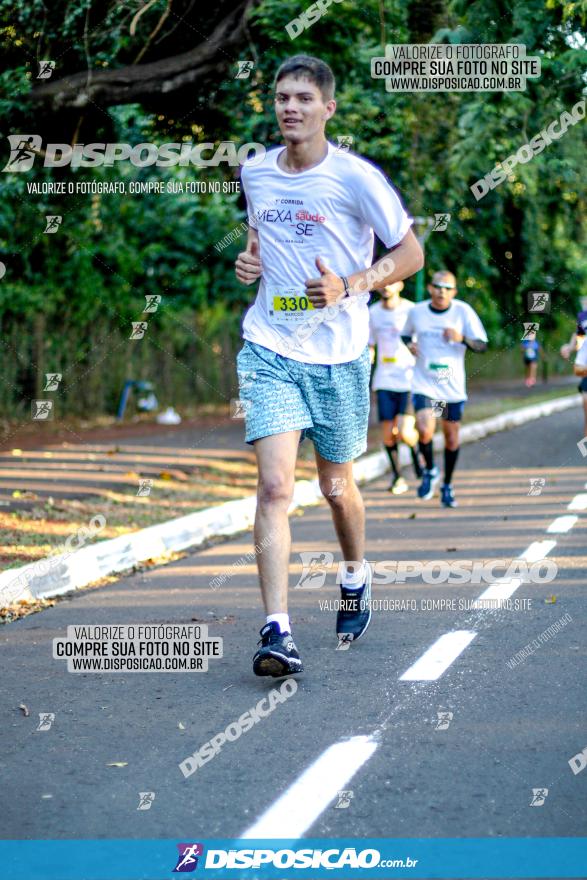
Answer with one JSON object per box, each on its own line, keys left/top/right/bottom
{"left": 268, "top": 290, "right": 314, "bottom": 324}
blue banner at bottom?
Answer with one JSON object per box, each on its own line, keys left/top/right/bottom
{"left": 1, "top": 837, "right": 586, "bottom": 879}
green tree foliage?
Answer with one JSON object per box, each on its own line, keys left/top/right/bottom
{"left": 0, "top": 0, "right": 585, "bottom": 415}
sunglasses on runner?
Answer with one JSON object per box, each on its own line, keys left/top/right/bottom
{"left": 431, "top": 282, "right": 455, "bottom": 290}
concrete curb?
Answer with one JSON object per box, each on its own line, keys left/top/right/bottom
{"left": 0, "top": 392, "right": 580, "bottom": 608}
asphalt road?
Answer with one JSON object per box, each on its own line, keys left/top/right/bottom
{"left": 1, "top": 405, "right": 586, "bottom": 876}
{"left": 0, "top": 377, "right": 578, "bottom": 513}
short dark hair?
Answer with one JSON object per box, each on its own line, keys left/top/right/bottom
{"left": 274, "top": 55, "right": 335, "bottom": 101}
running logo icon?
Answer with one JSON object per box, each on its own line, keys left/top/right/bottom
{"left": 528, "top": 478, "right": 545, "bottom": 496}
{"left": 432, "top": 213, "right": 451, "bottom": 232}
{"left": 43, "top": 373, "right": 62, "bottom": 391}
{"left": 173, "top": 843, "right": 204, "bottom": 872}
{"left": 334, "top": 790, "right": 354, "bottom": 808}
{"left": 137, "top": 791, "right": 155, "bottom": 810}
{"left": 435, "top": 711, "right": 453, "bottom": 730}
{"left": 37, "top": 713, "right": 55, "bottom": 731}
{"left": 431, "top": 399, "right": 448, "bottom": 418}
{"left": 144, "top": 295, "right": 161, "bottom": 313}
{"left": 336, "top": 135, "right": 353, "bottom": 152}
{"left": 2, "top": 135, "right": 41, "bottom": 172}
{"left": 328, "top": 477, "right": 347, "bottom": 497}
{"left": 31, "top": 400, "right": 54, "bottom": 420}
{"left": 130, "top": 322, "right": 148, "bottom": 340}
{"left": 44, "top": 215, "right": 62, "bottom": 234}
{"left": 522, "top": 322, "right": 539, "bottom": 341}
{"left": 230, "top": 398, "right": 251, "bottom": 419}
{"left": 294, "top": 551, "right": 334, "bottom": 589}
{"left": 37, "top": 61, "right": 55, "bottom": 79}
{"left": 529, "top": 788, "right": 549, "bottom": 806}
{"left": 235, "top": 61, "right": 254, "bottom": 79}
{"left": 528, "top": 291, "right": 550, "bottom": 313}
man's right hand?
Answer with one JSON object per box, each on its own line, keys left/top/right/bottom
{"left": 235, "top": 239, "right": 262, "bottom": 285}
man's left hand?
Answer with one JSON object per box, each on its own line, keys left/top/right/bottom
{"left": 305, "top": 257, "right": 345, "bottom": 308}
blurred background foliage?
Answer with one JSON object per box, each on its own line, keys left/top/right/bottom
{"left": 0, "top": 0, "right": 585, "bottom": 416}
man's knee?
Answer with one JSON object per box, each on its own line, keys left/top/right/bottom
{"left": 257, "top": 474, "right": 294, "bottom": 507}
{"left": 443, "top": 424, "right": 460, "bottom": 450}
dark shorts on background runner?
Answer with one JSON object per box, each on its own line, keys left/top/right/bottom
{"left": 376, "top": 389, "right": 409, "bottom": 421}
{"left": 412, "top": 393, "right": 466, "bottom": 422}
{"left": 579, "top": 378, "right": 587, "bottom": 393}
{"left": 236, "top": 340, "right": 371, "bottom": 463}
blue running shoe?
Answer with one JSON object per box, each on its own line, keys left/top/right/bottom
{"left": 440, "top": 483, "right": 458, "bottom": 508}
{"left": 417, "top": 466, "right": 440, "bottom": 500}
{"left": 336, "top": 562, "right": 372, "bottom": 642}
{"left": 253, "top": 622, "right": 303, "bottom": 677}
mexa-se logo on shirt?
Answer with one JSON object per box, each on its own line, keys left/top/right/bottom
{"left": 256, "top": 206, "right": 327, "bottom": 236}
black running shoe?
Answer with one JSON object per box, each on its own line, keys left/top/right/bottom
{"left": 336, "top": 562, "right": 373, "bottom": 642}
{"left": 253, "top": 622, "right": 303, "bottom": 677}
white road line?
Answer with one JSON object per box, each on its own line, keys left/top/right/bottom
{"left": 547, "top": 515, "right": 579, "bottom": 534}
{"left": 399, "top": 630, "right": 477, "bottom": 682}
{"left": 519, "top": 540, "right": 557, "bottom": 563}
{"left": 240, "top": 735, "right": 378, "bottom": 839}
{"left": 567, "top": 493, "right": 587, "bottom": 511}
{"left": 241, "top": 491, "right": 581, "bottom": 842}
{"left": 472, "top": 578, "right": 523, "bottom": 606}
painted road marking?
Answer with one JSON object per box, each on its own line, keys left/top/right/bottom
{"left": 473, "top": 578, "right": 523, "bottom": 606}
{"left": 547, "top": 515, "right": 579, "bottom": 534}
{"left": 519, "top": 540, "right": 557, "bottom": 563}
{"left": 240, "top": 735, "right": 378, "bottom": 839}
{"left": 399, "top": 630, "right": 477, "bottom": 682}
{"left": 567, "top": 494, "right": 587, "bottom": 511}
{"left": 242, "top": 482, "right": 584, "bottom": 841}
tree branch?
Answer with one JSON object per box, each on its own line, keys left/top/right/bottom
{"left": 30, "top": 0, "right": 256, "bottom": 110}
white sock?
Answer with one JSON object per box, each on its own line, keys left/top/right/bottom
{"left": 341, "top": 559, "right": 367, "bottom": 588}
{"left": 266, "top": 613, "right": 290, "bottom": 634}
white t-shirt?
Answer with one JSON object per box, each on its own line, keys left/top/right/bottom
{"left": 575, "top": 339, "right": 587, "bottom": 368}
{"left": 402, "top": 299, "right": 488, "bottom": 402}
{"left": 368, "top": 299, "right": 415, "bottom": 391}
{"left": 240, "top": 143, "right": 413, "bottom": 364}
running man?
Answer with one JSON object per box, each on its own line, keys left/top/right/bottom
{"left": 560, "top": 295, "right": 587, "bottom": 361}
{"left": 368, "top": 282, "right": 422, "bottom": 494}
{"left": 401, "top": 270, "right": 488, "bottom": 508}
{"left": 521, "top": 335, "right": 541, "bottom": 387}
{"left": 235, "top": 55, "right": 423, "bottom": 676}
{"left": 561, "top": 296, "right": 587, "bottom": 438}
{"left": 573, "top": 331, "right": 587, "bottom": 438}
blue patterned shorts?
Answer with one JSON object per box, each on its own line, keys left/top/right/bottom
{"left": 236, "top": 340, "right": 371, "bottom": 463}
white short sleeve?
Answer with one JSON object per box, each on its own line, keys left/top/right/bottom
{"left": 462, "top": 304, "right": 488, "bottom": 342}
{"left": 575, "top": 340, "right": 587, "bottom": 368}
{"left": 351, "top": 161, "right": 413, "bottom": 249}
{"left": 402, "top": 309, "right": 415, "bottom": 338}
{"left": 241, "top": 166, "right": 257, "bottom": 229}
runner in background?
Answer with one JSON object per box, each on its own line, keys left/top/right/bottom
{"left": 560, "top": 295, "right": 587, "bottom": 361}
{"left": 401, "top": 270, "right": 488, "bottom": 508}
{"left": 368, "top": 281, "right": 422, "bottom": 495}
{"left": 573, "top": 329, "right": 587, "bottom": 439}
{"left": 521, "top": 336, "right": 541, "bottom": 387}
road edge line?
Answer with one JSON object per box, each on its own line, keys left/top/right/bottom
{"left": 0, "top": 392, "right": 580, "bottom": 608}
